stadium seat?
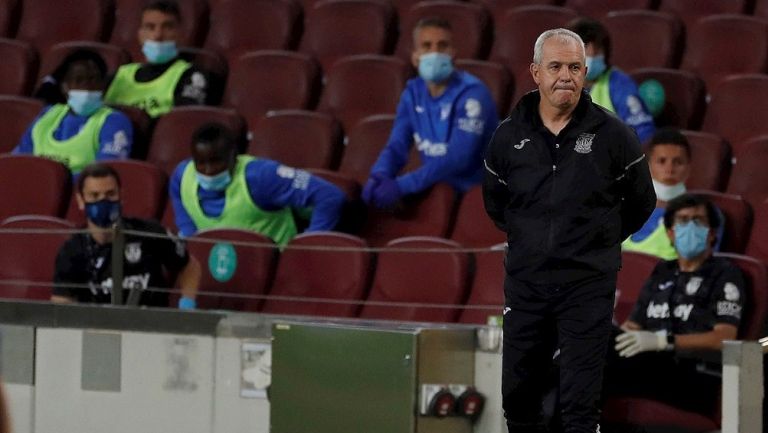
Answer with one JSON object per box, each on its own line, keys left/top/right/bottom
{"left": 602, "top": 398, "right": 719, "bottom": 432}
{"left": 223, "top": 51, "right": 321, "bottom": 121}
{"left": 564, "top": 0, "right": 654, "bottom": 18}
{"left": 450, "top": 185, "right": 506, "bottom": 247}
{"left": 338, "top": 114, "right": 395, "bottom": 185}
{"left": 658, "top": 0, "right": 749, "bottom": 29}
{"left": 614, "top": 251, "right": 659, "bottom": 325}
{"left": 261, "top": 232, "right": 372, "bottom": 317}
{"left": 755, "top": 0, "right": 768, "bottom": 19}
{"left": 681, "top": 15, "right": 768, "bottom": 91}
{"left": 491, "top": 5, "right": 578, "bottom": 105}
{"left": 359, "top": 236, "right": 470, "bottom": 323}
{"left": 161, "top": 199, "right": 177, "bottom": 233}
{"left": 396, "top": 1, "right": 491, "bottom": 60}
{"left": 455, "top": 59, "right": 514, "bottom": 116}
{"left": 605, "top": 11, "right": 684, "bottom": 71}
{"left": 0, "top": 155, "right": 71, "bottom": 220}
{"left": 691, "top": 190, "right": 753, "bottom": 254}
{"left": 359, "top": 183, "right": 456, "bottom": 247}
{"left": 745, "top": 199, "right": 768, "bottom": 265}
{"left": 0, "top": 95, "right": 43, "bottom": 154}
{"left": 146, "top": 106, "right": 247, "bottom": 176}
{"left": 204, "top": 0, "right": 301, "bottom": 62}
{"left": 38, "top": 41, "right": 130, "bottom": 83}
{"left": 317, "top": 54, "right": 410, "bottom": 132}
{"left": 726, "top": 136, "right": 768, "bottom": 209}
{"left": 0, "top": 215, "right": 74, "bottom": 300}
{"left": 701, "top": 75, "right": 768, "bottom": 150}
{"left": 630, "top": 68, "right": 706, "bottom": 130}
{"left": 248, "top": 110, "right": 343, "bottom": 170}
{"left": 680, "top": 130, "right": 731, "bottom": 192}
{"left": 458, "top": 244, "right": 506, "bottom": 324}
{"left": 0, "top": 38, "right": 36, "bottom": 97}
{"left": 715, "top": 252, "right": 768, "bottom": 340}
{"left": 300, "top": 0, "right": 396, "bottom": 71}
{"left": 16, "top": 0, "right": 111, "bottom": 54}
{"left": 186, "top": 228, "right": 277, "bottom": 311}
{"left": 0, "top": 0, "right": 20, "bottom": 38}
{"left": 308, "top": 169, "right": 362, "bottom": 201}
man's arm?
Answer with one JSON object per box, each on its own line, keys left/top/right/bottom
{"left": 95, "top": 111, "right": 133, "bottom": 161}
{"left": 168, "top": 161, "right": 199, "bottom": 237}
{"left": 175, "top": 255, "right": 200, "bottom": 302}
{"left": 368, "top": 92, "right": 415, "bottom": 178}
{"left": 617, "top": 128, "right": 656, "bottom": 240}
{"left": 174, "top": 67, "right": 213, "bottom": 106}
{"left": 482, "top": 120, "right": 511, "bottom": 231}
{"left": 12, "top": 108, "right": 48, "bottom": 155}
{"left": 50, "top": 240, "right": 84, "bottom": 303}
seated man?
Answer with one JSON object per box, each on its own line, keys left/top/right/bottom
{"left": 607, "top": 193, "right": 746, "bottom": 418}
{"left": 104, "top": 0, "right": 214, "bottom": 117}
{"left": 14, "top": 49, "right": 133, "bottom": 174}
{"left": 52, "top": 163, "right": 200, "bottom": 309}
{"left": 568, "top": 18, "right": 655, "bottom": 143}
{"left": 363, "top": 17, "right": 498, "bottom": 209}
{"left": 169, "top": 123, "right": 346, "bottom": 246}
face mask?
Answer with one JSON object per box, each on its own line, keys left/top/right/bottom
{"left": 418, "top": 52, "right": 454, "bottom": 83}
{"left": 196, "top": 170, "right": 232, "bottom": 191}
{"left": 67, "top": 90, "right": 103, "bottom": 116}
{"left": 653, "top": 179, "right": 687, "bottom": 202}
{"left": 85, "top": 199, "right": 121, "bottom": 228}
{"left": 585, "top": 55, "right": 607, "bottom": 81}
{"left": 142, "top": 40, "right": 178, "bottom": 64}
{"left": 674, "top": 220, "right": 710, "bottom": 259}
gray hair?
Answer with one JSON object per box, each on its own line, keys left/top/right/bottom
{"left": 532, "top": 28, "right": 585, "bottom": 64}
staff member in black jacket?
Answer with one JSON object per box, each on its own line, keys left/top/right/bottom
{"left": 483, "top": 28, "right": 655, "bottom": 433}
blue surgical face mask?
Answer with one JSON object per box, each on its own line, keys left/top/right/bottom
{"left": 418, "top": 52, "right": 454, "bottom": 83}
{"left": 585, "top": 55, "right": 607, "bottom": 81}
{"left": 196, "top": 170, "right": 232, "bottom": 191}
{"left": 68, "top": 90, "right": 103, "bottom": 116}
{"left": 85, "top": 199, "right": 121, "bottom": 228}
{"left": 674, "top": 220, "right": 710, "bottom": 259}
{"left": 142, "top": 40, "right": 178, "bottom": 64}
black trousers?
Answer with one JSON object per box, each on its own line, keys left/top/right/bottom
{"left": 502, "top": 273, "right": 616, "bottom": 433}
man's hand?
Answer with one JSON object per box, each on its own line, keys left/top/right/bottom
{"left": 362, "top": 174, "right": 381, "bottom": 205}
{"left": 615, "top": 330, "right": 670, "bottom": 357}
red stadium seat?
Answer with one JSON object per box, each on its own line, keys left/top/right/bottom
{"left": 602, "top": 397, "right": 719, "bottom": 432}
{"left": 605, "top": 11, "right": 683, "bottom": 71}
{"left": 726, "top": 136, "right": 768, "bottom": 209}
{"left": 658, "top": 0, "right": 749, "bottom": 29}
{"left": 338, "top": 114, "right": 395, "bottom": 185}
{"left": 0, "top": 96, "right": 43, "bottom": 154}
{"left": 0, "top": 38, "right": 36, "bottom": 97}
{"left": 680, "top": 130, "right": 731, "bottom": 192}
{"left": 359, "top": 236, "right": 470, "bottom": 322}
{"left": 16, "top": 0, "right": 111, "bottom": 54}
{"left": 630, "top": 68, "right": 706, "bottom": 130}
{"left": 458, "top": 245, "right": 506, "bottom": 324}
{"left": 691, "top": 190, "right": 753, "bottom": 254}
{"left": 564, "top": 0, "right": 654, "bottom": 18}
{"left": 0, "top": 0, "right": 20, "bottom": 38}
{"left": 38, "top": 41, "right": 130, "bottom": 83}
{"left": 450, "top": 185, "right": 506, "bottom": 247}
{"left": 701, "top": 75, "right": 768, "bottom": 150}
{"left": 0, "top": 155, "right": 71, "bottom": 220}
{"left": 715, "top": 253, "right": 768, "bottom": 340}
{"left": 307, "top": 169, "right": 362, "bottom": 201}
{"left": 455, "top": 59, "right": 514, "bottom": 116}
{"left": 0, "top": 215, "right": 74, "bottom": 300}
{"left": 745, "top": 199, "right": 768, "bottom": 266}
{"left": 614, "top": 251, "right": 659, "bottom": 325}
{"left": 262, "top": 232, "right": 372, "bottom": 317}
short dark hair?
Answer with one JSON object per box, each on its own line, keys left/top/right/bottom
{"left": 142, "top": 0, "right": 182, "bottom": 22}
{"left": 567, "top": 17, "right": 611, "bottom": 66}
{"left": 77, "top": 163, "right": 121, "bottom": 194}
{"left": 647, "top": 127, "right": 692, "bottom": 160}
{"left": 413, "top": 17, "right": 452, "bottom": 41}
{"left": 663, "top": 193, "right": 721, "bottom": 230}
{"left": 191, "top": 123, "right": 236, "bottom": 160}
{"left": 53, "top": 49, "right": 108, "bottom": 83}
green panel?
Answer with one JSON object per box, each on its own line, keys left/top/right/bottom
{"left": 271, "top": 323, "right": 417, "bottom": 433}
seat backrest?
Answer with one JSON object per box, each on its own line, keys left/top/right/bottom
{"left": 300, "top": 0, "right": 396, "bottom": 71}
{"left": 0, "top": 38, "right": 36, "bottom": 97}
{"left": 0, "top": 215, "right": 74, "bottom": 300}
{"left": 186, "top": 228, "right": 277, "bottom": 311}
{"left": 455, "top": 59, "right": 514, "bottom": 117}
{"left": 615, "top": 251, "right": 660, "bottom": 325}
{"left": 396, "top": 1, "right": 491, "bottom": 60}
{"left": 0, "top": 0, "right": 20, "bottom": 38}
{"left": 16, "top": 0, "right": 111, "bottom": 54}
{"left": 146, "top": 106, "right": 247, "bottom": 176}
{"left": 223, "top": 50, "right": 321, "bottom": 121}
{"left": 714, "top": 252, "right": 768, "bottom": 340}
{"left": 680, "top": 130, "right": 731, "bottom": 192}
{"left": 248, "top": 110, "right": 343, "bottom": 170}
{"left": 338, "top": 114, "right": 395, "bottom": 184}
{"left": 605, "top": 11, "right": 683, "bottom": 71}
{"left": 0, "top": 95, "right": 43, "bottom": 153}
{"left": 691, "top": 190, "right": 753, "bottom": 254}
{"left": 726, "top": 136, "right": 768, "bottom": 209}
{"left": 745, "top": 199, "right": 768, "bottom": 266}
{"left": 318, "top": 54, "right": 409, "bottom": 132}
{"left": 681, "top": 15, "right": 768, "bottom": 91}
{"left": 658, "top": 0, "right": 749, "bottom": 29}
{"left": 262, "top": 232, "right": 372, "bottom": 317}
{"left": 630, "top": 68, "right": 706, "bottom": 130}
{"left": 37, "top": 41, "right": 130, "bottom": 83}
{"left": 564, "top": 0, "right": 654, "bottom": 18}
{"left": 359, "top": 236, "right": 469, "bottom": 322}
{"left": 204, "top": 0, "right": 301, "bottom": 61}
{"left": 702, "top": 74, "right": 768, "bottom": 149}
{"left": 458, "top": 245, "right": 506, "bottom": 324}
{"left": 0, "top": 155, "right": 71, "bottom": 220}
{"left": 450, "top": 185, "right": 506, "bottom": 247}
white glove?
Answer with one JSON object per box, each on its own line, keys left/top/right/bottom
{"left": 615, "top": 330, "right": 670, "bottom": 358}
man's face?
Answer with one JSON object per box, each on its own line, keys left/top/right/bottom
{"left": 193, "top": 143, "right": 232, "bottom": 176}
{"left": 62, "top": 60, "right": 103, "bottom": 93}
{"left": 667, "top": 204, "right": 715, "bottom": 247}
{"left": 530, "top": 37, "right": 585, "bottom": 111}
{"left": 138, "top": 10, "right": 180, "bottom": 44}
{"left": 411, "top": 26, "right": 455, "bottom": 69}
{"left": 76, "top": 175, "right": 120, "bottom": 210}
{"left": 649, "top": 144, "right": 691, "bottom": 186}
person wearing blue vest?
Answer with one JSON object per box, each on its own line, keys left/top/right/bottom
{"left": 169, "top": 123, "right": 346, "bottom": 246}
{"left": 13, "top": 49, "right": 133, "bottom": 174}
{"left": 568, "top": 18, "right": 655, "bottom": 143}
{"left": 104, "top": 0, "right": 215, "bottom": 118}
{"left": 362, "top": 17, "right": 498, "bottom": 209}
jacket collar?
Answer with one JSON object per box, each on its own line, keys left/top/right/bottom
{"left": 512, "top": 89, "right": 608, "bottom": 135}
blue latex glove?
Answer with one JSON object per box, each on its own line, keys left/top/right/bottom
{"left": 362, "top": 174, "right": 381, "bottom": 205}
{"left": 178, "top": 296, "right": 197, "bottom": 310}
{"left": 372, "top": 174, "right": 402, "bottom": 209}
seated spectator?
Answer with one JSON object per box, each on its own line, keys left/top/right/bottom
{"left": 13, "top": 49, "right": 133, "bottom": 174}
{"left": 104, "top": 0, "right": 214, "bottom": 117}
{"left": 568, "top": 17, "right": 655, "bottom": 143}
{"left": 363, "top": 17, "right": 498, "bottom": 209}
{"left": 168, "top": 123, "right": 346, "bottom": 245}
{"left": 606, "top": 193, "right": 746, "bottom": 418}
{"left": 51, "top": 163, "right": 200, "bottom": 309}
